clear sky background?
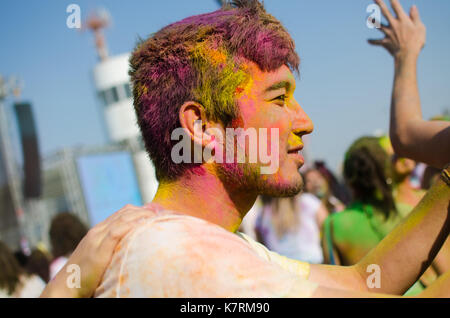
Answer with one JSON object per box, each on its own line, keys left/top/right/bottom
{"left": 1, "top": 0, "right": 449, "bottom": 176}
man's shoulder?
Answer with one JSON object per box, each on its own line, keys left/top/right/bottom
{"left": 120, "top": 211, "right": 237, "bottom": 249}
{"left": 105, "top": 210, "right": 258, "bottom": 274}
{"left": 95, "top": 212, "right": 235, "bottom": 297}
{"left": 123, "top": 211, "right": 203, "bottom": 237}
{"left": 95, "top": 211, "right": 290, "bottom": 298}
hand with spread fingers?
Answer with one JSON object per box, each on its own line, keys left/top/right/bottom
{"left": 40, "top": 205, "right": 156, "bottom": 298}
{"left": 369, "top": 0, "right": 426, "bottom": 59}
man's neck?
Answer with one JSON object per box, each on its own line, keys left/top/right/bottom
{"left": 152, "top": 165, "right": 258, "bottom": 232}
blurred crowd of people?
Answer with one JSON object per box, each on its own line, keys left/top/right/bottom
{"left": 0, "top": 213, "right": 87, "bottom": 297}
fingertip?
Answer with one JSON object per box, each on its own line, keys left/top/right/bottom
{"left": 367, "top": 39, "right": 384, "bottom": 46}
{"left": 410, "top": 4, "right": 420, "bottom": 20}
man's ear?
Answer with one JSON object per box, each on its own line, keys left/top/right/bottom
{"left": 179, "top": 101, "right": 216, "bottom": 147}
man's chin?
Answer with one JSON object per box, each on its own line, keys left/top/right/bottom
{"left": 257, "top": 177, "right": 304, "bottom": 197}
{"left": 216, "top": 162, "right": 303, "bottom": 196}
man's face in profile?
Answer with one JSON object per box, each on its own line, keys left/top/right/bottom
{"left": 216, "top": 62, "right": 314, "bottom": 197}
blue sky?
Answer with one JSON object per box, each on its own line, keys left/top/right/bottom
{"left": 1, "top": 0, "right": 449, "bottom": 175}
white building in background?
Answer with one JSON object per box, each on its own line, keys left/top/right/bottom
{"left": 93, "top": 53, "right": 139, "bottom": 142}
{"left": 92, "top": 53, "right": 159, "bottom": 203}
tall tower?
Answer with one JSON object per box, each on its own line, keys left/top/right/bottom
{"left": 93, "top": 53, "right": 140, "bottom": 142}
{"left": 85, "top": 9, "right": 158, "bottom": 203}
{"left": 86, "top": 10, "right": 140, "bottom": 142}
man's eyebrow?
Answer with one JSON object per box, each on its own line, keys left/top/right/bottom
{"left": 264, "top": 81, "right": 292, "bottom": 93}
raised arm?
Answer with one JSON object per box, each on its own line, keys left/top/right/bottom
{"left": 368, "top": 0, "right": 450, "bottom": 168}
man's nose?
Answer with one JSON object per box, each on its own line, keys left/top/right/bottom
{"left": 290, "top": 99, "right": 314, "bottom": 137}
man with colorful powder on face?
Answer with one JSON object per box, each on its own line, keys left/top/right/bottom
{"left": 44, "top": 0, "right": 449, "bottom": 298}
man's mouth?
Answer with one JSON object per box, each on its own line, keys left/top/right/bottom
{"left": 287, "top": 145, "right": 305, "bottom": 165}
{"left": 287, "top": 145, "right": 304, "bottom": 154}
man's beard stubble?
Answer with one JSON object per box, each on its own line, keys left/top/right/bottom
{"left": 213, "top": 125, "right": 303, "bottom": 198}
{"left": 215, "top": 160, "right": 304, "bottom": 198}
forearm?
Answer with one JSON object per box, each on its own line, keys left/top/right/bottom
{"left": 390, "top": 55, "right": 450, "bottom": 168}
{"left": 355, "top": 175, "right": 450, "bottom": 295}
{"left": 390, "top": 54, "right": 421, "bottom": 155}
{"left": 432, "top": 237, "right": 450, "bottom": 275}
{"left": 311, "top": 276, "right": 449, "bottom": 298}
{"left": 419, "top": 271, "right": 450, "bottom": 298}
{"left": 309, "top": 264, "right": 368, "bottom": 292}
{"left": 310, "top": 264, "right": 450, "bottom": 298}
{"left": 40, "top": 273, "right": 79, "bottom": 298}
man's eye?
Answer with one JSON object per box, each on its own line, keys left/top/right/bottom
{"left": 272, "top": 95, "right": 287, "bottom": 104}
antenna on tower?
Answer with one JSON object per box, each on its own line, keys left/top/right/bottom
{"left": 0, "top": 75, "right": 23, "bottom": 100}
{"left": 83, "top": 8, "right": 111, "bottom": 61}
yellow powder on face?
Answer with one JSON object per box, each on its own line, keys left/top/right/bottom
{"left": 238, "top": 76, "right": 256, "bottom": 103}
{"left": 287, "top": 137, "right": 303, "bottom": 148}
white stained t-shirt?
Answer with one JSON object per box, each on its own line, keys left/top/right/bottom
{"left": 256, "top": 193, "right": 324, "bottom": 264}
{"left": 94, "top": 210, "right": 318, "bottom": 298}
